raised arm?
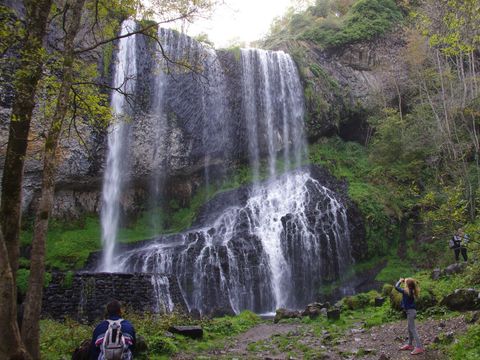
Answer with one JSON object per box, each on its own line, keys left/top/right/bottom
{"left": 394, "top": 279, "right": 405, "bottom": 294}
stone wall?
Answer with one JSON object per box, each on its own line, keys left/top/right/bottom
{"left": 42, "top": 272, "right": 187, "bottom": 323}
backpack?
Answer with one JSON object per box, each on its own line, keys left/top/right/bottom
{"left": 100, "top": 319, "right": 126, "bottom": 360}
{"left": 449, "top": 237, "right": 456, "bottom": 249}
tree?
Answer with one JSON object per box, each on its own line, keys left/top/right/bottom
{"left": 20, "top": 1, "right": 87, "bottom": 357}
{"left": 1, "top": 0, "right": 219, "bottom": 358}
{"left": 0, "top": 1, "right": 53, "bottom": 359}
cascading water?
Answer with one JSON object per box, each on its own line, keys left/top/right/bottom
{"left": 100, "top": 20, "right": 137, "bottom": 272}
{"left": 98, "top": 21, "right": 356, "bottom": 314}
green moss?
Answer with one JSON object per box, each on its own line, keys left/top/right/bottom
{"left": 62, "top": 271, "right": 74, "bottom": 289}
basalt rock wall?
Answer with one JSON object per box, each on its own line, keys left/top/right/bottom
{"left": 42, "top": 272, "right": 187, "bottom": 323}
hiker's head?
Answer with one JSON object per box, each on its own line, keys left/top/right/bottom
{"left": 405, "top": 278, "right": 420, "bottom": 298}
{"left": 106, "top": 300, "right": 122, "bottom": 317}
{"left": 458, "top": 228, "right": 464, "bottom": 235}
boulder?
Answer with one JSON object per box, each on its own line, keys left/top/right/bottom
{"left": 302, "top": 302, "right": 329, "bottom": 318}
{"left": 444, "top": 263, "right": 467, "bottom": 276}
{"left": 274, "top": 308, "right": 301, "bottom": 323}
{"left": 441, "top": 288, "right": 480, "bottom": 311}
{"left": 168, "top": 325, "right": 203, "bottom": 339}
{"left": 208, "top": 306, "right": 236, "bottom": 318}
{"left": 71, "top": 339, "right": 90, "bottom": 360}
{"left": 431, "top": 268, "right": 442, "bottom": 280}
{"left": 134, "top": 335, "right": 148, "bottom": 354}
{"left": 327, "top": 308, "right": 340, "bottom": 320}
{"left": 374, "top": 297, "right": 385, "bottom": 307}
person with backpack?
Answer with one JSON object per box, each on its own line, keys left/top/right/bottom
{"left": 395, "top": 277, "right": 424, "bottom": 355}
{"left": 449, "top": 227, "right": 469, "bottom": 262}
{"left": 89, "top": 300, "right": 136, "bottom": 360}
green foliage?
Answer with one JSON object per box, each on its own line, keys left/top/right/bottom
{"left": 40, "top": 318, "right": 92, "bottom": 359}
{"left": 375, "top": 258, "right": 415, "bottom": 283}
{"left": 309, "top": 138, "right": 402, "bottom": 258}
{"left": 441, "top": 323, "right": 480, "bottom": 359}
{"left": 342, "top": 291, "right": 379, "bottom": 310}
{"left": 148, "top": 335, "right": 178, "bottom": 354}
{"left": 264, "top": 0, "right": 403, "bottom": 48}
{"left": 40, "top": 311, "right": 260, "bottom": 359}
{"left": 62, "top": 271, "right": 74, "bottom": 289}
{"left": 17, "top": 268, "right": 30, "bottom": 295}
{"left": 224, "top": 45, "right": 241, "bottom": 62}
{"left": 16, "top": 269, "right": 51, "bottom": 295}
{"left": 0, "top": 5, "right": 24, "bottom": 55}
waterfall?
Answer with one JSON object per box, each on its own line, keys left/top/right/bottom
{"left": 240, "top": 49, "right": 306, "bottom": 180}
{"left": 113, "top": 170, "right": 353, "bottom": 313}
{"left": 98, "top": 22, "right": 354, "bottom": 313}
{"left": 99, "top": 20, "right": 137, "bottom": 272}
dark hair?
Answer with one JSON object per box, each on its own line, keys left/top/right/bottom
{"left": 106, "top": 300, "right": 122, "bottom": 317}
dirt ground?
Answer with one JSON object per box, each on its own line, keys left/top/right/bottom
{"left": 174, "top": 315, "right": 469, "bottom": 359}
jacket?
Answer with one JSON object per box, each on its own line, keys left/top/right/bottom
{"left": 395, "top": 280, "right": 416, "bottom": 310}
{"left": 89, "top": 315, "right": 136, "bottom": 359}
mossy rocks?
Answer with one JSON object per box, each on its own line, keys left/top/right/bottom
{"left": 441, "top": 289, "right": 480, "bottom": 311}
{"left": 274, "top": 308, "right": 301, "bottom": 323}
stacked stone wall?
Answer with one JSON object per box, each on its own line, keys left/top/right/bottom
{"left": 42, "top": 272, "right": 187, "bottom": 323}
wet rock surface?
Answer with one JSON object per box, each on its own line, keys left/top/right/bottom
{"left": 95, "top": 165, "right": 366, "bottom": 315}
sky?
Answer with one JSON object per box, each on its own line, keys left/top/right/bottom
{"left": 184, "top": 0, "right": 296, "bottom": 48}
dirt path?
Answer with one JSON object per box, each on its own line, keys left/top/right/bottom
{"left": 174, "top": 315, "right": 469, "bottom": 359}
{"left": 329, "top": 316, "right": 467, "bottom": 360}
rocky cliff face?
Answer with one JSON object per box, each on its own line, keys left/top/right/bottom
{"left": 278, "top": 29, "right": 408, "bottom": 143}
{"left": 0, "top": 3, "right": 113, "bottom": 219}
{"left": 1, "top": 20, "right": 407, "bottom": 220}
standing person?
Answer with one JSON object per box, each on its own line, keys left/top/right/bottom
{"left": 449, "top": 228, "right": 469, "bottom": 262}
{"left": 89, "top": 300, "right": 136, "bottom": 360}
{"left": 395, "top": 278, "right": 424, "bottom": 355}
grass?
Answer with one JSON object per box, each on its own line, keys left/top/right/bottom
{"left": 40, "top": 311, "right": 261, "bottom": 359}
{"left": 445, "top": 323, "right": 480, "bottom": 359}
{"left": 39, "top": 260, "right": 480, "bottom": 358}
{"left": 375, "top": 257, "right": 415, "bottom": 283}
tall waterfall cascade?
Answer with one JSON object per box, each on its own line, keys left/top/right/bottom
{"left": 100, "top": 20, "right": 137, "bottom": 272}
{"left": 99, "top": 21, "right": 355, "bottom": 313}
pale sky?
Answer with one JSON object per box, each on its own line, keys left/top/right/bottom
{"left": 186, "top": 0, "right": 294, "bottom": 48}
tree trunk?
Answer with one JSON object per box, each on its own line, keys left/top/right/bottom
{"left": 0, "top": 1, "right": 52, "bottom": 359}
{"left": 21, "top": 0, "right": 86, "bottom": 358}
{"left": 0, "top": 0, "right": 53, "bottom": 278}
{"left": 0, "top": 231, "right": 31, "bottom": 359}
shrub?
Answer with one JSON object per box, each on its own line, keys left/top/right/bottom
{"left": 342, "top": 291, "right": 379, "bottom": 310}
{"left": 304, "top": 0, "right": 403, "bottom": 47}
{"left": 148, "top": 335, "right": 178, "bottom": 354}
{"left": 382, "top": 284, "right": 394, "bottom": 296}
{"left": 416, "top": 287, "right": 437, "bottom": 310}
